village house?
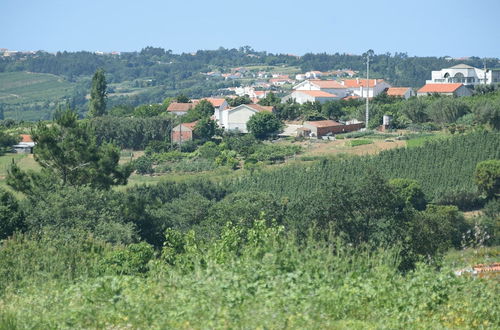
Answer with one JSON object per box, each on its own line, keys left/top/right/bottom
{"left": 340, "top": 78, "right": 392, "bottom": 98}
{"left": 217, "top": 104, "right": 273, "bottom": 133}
{"left": 171, "top": 121, "right": 198, "bottom": 143}
{"left": 426, "top": 64, "right": 500, "bottom": 86}
{"left": 293, "top": 79, "right": 350, "bottom": 98}
{"left": 167, "top": 102, "right": 197, "bottom": 116}
{"left": 281, "top": 90, "right": 339, "bottom": 104}
{"left": 417, "top": 83, "right": 472, "bottom": 97}
{"left": 13, "top": 134, "right": 35, "bottom": 153}
{"left": 386, "top": 87, "right": 415, "bottom": 99}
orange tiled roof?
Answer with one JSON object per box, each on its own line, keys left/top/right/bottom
{"left": 20, "top": 134, "right": 33, "bottom": 143}
{"left": 204, "top": 98, "right": 226, "bottom": 107}
{"left": 246, "top": 104, "right": 273, "bottom": 112}
{"left": 167, "top": 102, "right": 196, "bottom": 112}
{"left": 417, "top": 83, "right": 463, "bottom": 93}
{"left": 342, "top": 79, "right": 385, "bottom": 88}
{"left": 387, "top": 87, "right": 410, "bottom": 96}
{"left": 294, "top": 90, "right": 338, "bottom": 98}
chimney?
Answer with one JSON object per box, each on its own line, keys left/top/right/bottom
{"left": 356, "top": 78, "right": 359, "bottom": 84}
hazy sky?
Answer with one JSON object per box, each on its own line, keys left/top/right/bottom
{"left": 2, "top": 0, "right": 499, "bottom": 57}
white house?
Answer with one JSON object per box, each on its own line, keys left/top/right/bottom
{"left": 386, "top": 87, "right": 415, "bottom": 99}
{"left": 426, "top": 64, "right": 500, "bottom": 86}
{"left": 417, "top": 83, "right": 472, "bottom": 97}
{"left": 281, "top": 90, "right": 339, "bottom": 104}
{"left": 218, "top": 104, "right": 273, "bottom": 133}
{"left": 340, "top": 79, "right": 392, "bottom": 98}
{"left": 293, "top": 79, "right": 350, "bottom": 98}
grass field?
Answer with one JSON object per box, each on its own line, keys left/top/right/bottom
{"left": 0, "top": 72, "right": 74, "bottom": 105}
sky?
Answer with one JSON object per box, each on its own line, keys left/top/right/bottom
{"left": 1, "top": 0, "right": 499, "bottom": 58}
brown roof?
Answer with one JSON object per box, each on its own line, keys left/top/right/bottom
{"left": 20, "top": 134, "right": 33, "bottom": 143}
{"left": 309, "top": 79, "right": 347, "bottom": 89}
{"left": 417, "top": 83, "right": 463, "bottom": 93}
{"left": 294, "top": 90, "right": 337, "bottom": 98}
{"left": 167, "top": 102, "right": 196, "bottom": 112}
{"left": 342, "top": 79, "right": 386, "bottom": 88}
{"left": 174, "top": 121, "right": 198, "bottom": 131}
{"left": 305, "top": 120, "right": 342, "bottom": 128}
{"left": 387, "top": 87, "right": 411, "bottom": 96}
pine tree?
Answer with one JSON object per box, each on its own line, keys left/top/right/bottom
{"left": 89, "top": 69, "right": 107, "bottom": 117}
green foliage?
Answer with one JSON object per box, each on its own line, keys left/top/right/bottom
{"left": 8, "top": 109, "right": 132, "bottom": 192}
{"left": 193, "top": 117, "right": 217, "bottom": 141}
{"left": 246, "top": 111, "right": 282, "bottom": 139}
{"left": 426, "top": 97, "right": 470, "bottom": 124}
{"left": 0, "top": 187, "right": 25, "bottom": 240}
{"left": 474, "top": 159, "right": 500, "bottom": 199}
{"left": 91, "top": 116, "right": 173, "bottom": 150}
{"left": 101, "top": 242, "right": 155, "bottom": 275}
{"left": 132, "top": 103, "right": 164, "bottom": 117}
{"left": 23, "top": 186, "right": 137, "bottom": 244}
{"left": 0, "top": 130, "right": 20, "bottom": 155}
{"left": 182, "top": 99, "right": 215, "bottom": 123}
{"left": 226, "top": 95, "right": 251, "bottom": 107}
{"left": 133, "top": 155, "right": 154, "bottom": 175}
{"left": 88, "top": 69, "right": 107, "bottom": 117}
{"left": 389, "top": 178, "right": 427, "bottom": 211}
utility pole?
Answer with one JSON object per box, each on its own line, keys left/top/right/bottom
{"left": 365, "top": 52, "right": 370, "bottom": 128}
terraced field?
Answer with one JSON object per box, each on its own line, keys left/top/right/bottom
{"left": 0, "top": 72, "right": 75, "bottom": 120}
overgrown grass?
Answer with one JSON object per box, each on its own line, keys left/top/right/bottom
{"left": 0, "top": 227, "right": 498, "bottom": 329}
{"left": 349, "top": 139, "right": 373, "bottom": 147}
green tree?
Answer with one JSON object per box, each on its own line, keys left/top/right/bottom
{"left": 227, "top": 95, "right": 252, "bottom": 107}
{"left": 8, "top": 109, "right": 132, "bottom": 194}
{"left": 258, "top": 92, "right": 281, "bottom": 106}
{"left": 474, "top": 159, "right": 500, "bottom": 199}
{"left": 0, "top": 130, "right": 20, "bottom": 155}
{"left": 0, "top": 187, "right": 25, "bottom": 240}
{"left": 474, "top": 101, "right": 500, "bottom": 130}
{"left": 389, "top": 178, "right": 427, "bottom": 211}
{"left": 175, "top": 93, "right": 190, "bottom": 103}
{"left": 182, "top": 100, "right": 215, "bottom": 123}
{"left": 194, "top": 117, "right": 218, "bottom": 141}
{"left": 88, "top": 69, "right": 107, "bottom": 117}
{"left": 246, "top": 111, "right": 283, "bottom": 139}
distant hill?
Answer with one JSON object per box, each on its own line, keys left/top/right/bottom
{"left": 0, "top": 72, "right": 75, "bottom": 120}
{"left": 1, "top": 48, "right": 499, "bottom": 121}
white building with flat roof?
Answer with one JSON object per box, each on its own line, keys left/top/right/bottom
{"left": 426, "top": 64, "right": 500, "bottom": 86}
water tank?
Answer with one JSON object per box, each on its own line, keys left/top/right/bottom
{"left": 383, "top": 115, "right": 392, "bottom": 126}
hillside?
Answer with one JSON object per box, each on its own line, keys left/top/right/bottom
{"left": 0, "top": 72, "right": 75, "bottom": 120}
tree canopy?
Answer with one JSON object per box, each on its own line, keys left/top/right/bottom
{"left": 247, "top": 111, "right": 282, "bottom": 139}
{"left": 7, "top": 109, "right": 131, "bottom": 194}
{"left": 88, "top": 69, "right": 107, "bottom": 117}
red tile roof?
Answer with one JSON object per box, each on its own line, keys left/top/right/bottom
{"left": 386, "top": 87, "right": 411, "bottom": 96}
{"left": 20, "top": 134, "right": 33, "bottom": 143}
{"left": 342, "top": 79, "right": 385, "bottom": 88}
{"left": 305, "top": 120, "right": 342, "bottom": 128}
{"left": 309, "top": 80, "right": 347, "bottom": 89}
{"left": 294, "top": 90, "right": 338, "bottom": 98}
{"left": 417, "top": 83, "right": 463, "bottom": 93}
{"left": 167, "top": 102, "right": 196, "bottom": 112}
{"left": 204, "top": 98, "right": 226, "bottom": 107}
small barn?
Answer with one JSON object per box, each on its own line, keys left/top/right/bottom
{"left": 171, "top": 121, "right": 198, "bottom": 144}
{"left": 299, "top": 120, "right": 364, "bottom": 138}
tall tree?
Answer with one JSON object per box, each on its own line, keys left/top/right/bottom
{"left": 88, "top": 69, "right": 107, "bottom": 117}
{"left": 8, "top": 108, "right": 132, "bottom": 194}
